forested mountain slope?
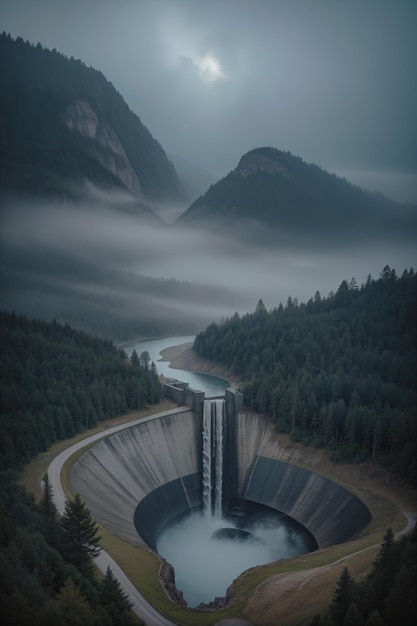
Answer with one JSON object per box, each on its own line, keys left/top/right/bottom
{"left": 178, "top": 147, "right": 416, "bottom": 247}
{"left": 0, "top": 249, "right": 240, "bottom": 341}
{"left": 194, "top": 267, "right": 417, "bottom": 482}
{"left": 0, "top": 311, "right": 152, "bottom": 625}
{"left": 0, "top": 311, "right": 161, "bottom": 470}
{"left": 0, "top": 32, "right": 184, "bottom": 202}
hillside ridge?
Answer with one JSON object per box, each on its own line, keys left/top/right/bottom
{"left": 0, "top": 32, "right": 185, "bottom": 203}
{"left": 178, "top": 146, "right": 416, "bottom": 247}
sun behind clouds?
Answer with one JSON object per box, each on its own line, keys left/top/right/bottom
{"left": 195, "top": 53, "right": 226, "bottom": 83}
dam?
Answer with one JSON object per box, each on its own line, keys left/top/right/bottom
{"left": 71, "top": 384, "right": 371, "bottom": 561}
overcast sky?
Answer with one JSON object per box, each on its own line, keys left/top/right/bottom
{"left": 1, "top": 0, "right": 416, "bottom": 202}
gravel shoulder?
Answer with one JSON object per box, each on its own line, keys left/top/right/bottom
{"left": 37, "top": 340, "right": 417, "bottom": 626}
{"left": 161, "top": 341, "right": 417, "bottom": 625}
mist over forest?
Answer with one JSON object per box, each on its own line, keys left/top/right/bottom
{"left": 1, "top": 31, "right": 415, "bottom": 342}
{"left": 0, "top": 8, "right": 416, "bottom": 626}
{"left": 1, "top": 182, "right": 415, "bottom": 341}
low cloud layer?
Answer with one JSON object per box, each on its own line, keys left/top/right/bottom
{"left": 0, "top": 0, "right": 416, "bottom": 202}
{"left": 1, "top": 187, "right": 415, "bottom": 340}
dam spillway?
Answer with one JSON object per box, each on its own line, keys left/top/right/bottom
{"left": 202, "top": 398, "right": 224, "bottom": 517}
{"left": 71, "top": 387, "right": 371, "bottom": 554}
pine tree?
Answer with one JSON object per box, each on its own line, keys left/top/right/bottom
{"left": 139, "top": 351, "right": 150, "bottom": 369}
{"left": 100, "top": 566, "right": 135, "bottom": 625}
{"left": 60, "top": 494, "right": 101, "bottom": 575}
{"left": 130, "top": 349, "right": 139, "bottom": 366}
{"left": 39, "top": 472, "right": 60, "bottom": 547}
{"left": 343, "top": 601, "right": 364, "bottom": 626}
{"left": 40, "top": 473, "right": 57, "bottom": 518}
{"left": 376, "top": 527, "right": 395, "bottom": 568}
{"left": 364, "top": 609, "right": 384, "bottom": 626}
{"left": 40, "top": 577, "right": 95, "bottom": 625}
{"left": 329, "top": 567, "right": 355, "bottom": 625}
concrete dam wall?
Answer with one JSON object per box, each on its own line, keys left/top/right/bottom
{"left": 71, "top": 408, "right": 203, "bottom": 549}
{"left": 232, "top": 413, "right": 371, "bottom": 548}
{"left": 71, "top": 393, "right": 371, "bottom": 552}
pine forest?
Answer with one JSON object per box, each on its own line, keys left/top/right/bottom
{"left": 194, "top": 267, "right": 417, "bottom": 483}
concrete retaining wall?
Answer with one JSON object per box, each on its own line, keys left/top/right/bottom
{"left": 164, "top": 381, "right": 205, "bottom": 415}
{"left": 234, "top": 413, "right": 371, "bottom": 547}
{"left": 71, "top": 407, "right": 371, "bottom": 551}
{"left": 71, "top": 408, "right": 202, "bottom": 548}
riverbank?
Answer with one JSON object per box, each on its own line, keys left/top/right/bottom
{"left": 21, "top": 368, "right": 417, "bottom": 625}
{"left": 117, "top": 335, "right": 179, "bottom": 350}
{"left": 159, "top": 341, "right": 241, "bottom": 390}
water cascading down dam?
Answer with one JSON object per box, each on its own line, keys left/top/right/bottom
{"left": 202, "top": 398, "right": 224, "bottom": 517}
{"left": 71, "top": 385, "right": 372, "bottom": 586}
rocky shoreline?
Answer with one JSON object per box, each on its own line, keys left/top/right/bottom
{"left": 159, "top": 341, "right": 241, "bottom": 390}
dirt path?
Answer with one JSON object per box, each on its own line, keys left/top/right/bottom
{"left": 243, "top": 513, "right": 417, "bottom": 625}
{"left": 47, "top": 407, "right": 190, "bottom": 626}
{"left": 163, "top": 342, "right": 417, "bottom": 625}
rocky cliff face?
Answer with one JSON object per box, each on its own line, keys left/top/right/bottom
{"left": 1, "top": 34, "right": 186, "bottom": 202}
{"left": 235, "top": 151, "right": 292, "bottom": 178}
{"left": 64, "top": 100, "right": 142, "bottom": 196}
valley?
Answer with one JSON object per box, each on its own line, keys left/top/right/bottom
{"left": 1, "top": 9, "right": 416, "bottom": 625}
{"left": 19, "top": 388, "right": 417, "bottom": 626}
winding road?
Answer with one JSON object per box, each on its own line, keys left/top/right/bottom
{"left": 48, "top": 407, "right": 188, "bottom": 626}
{"left": 48, "top": 404, "right": 416, "bottom": 626}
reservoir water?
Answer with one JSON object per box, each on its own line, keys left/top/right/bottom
{"left": 157, "top": 507, "right": 315, "bottom": 607}
{"left": 126, "top": 335, "right": 230, "bottom": 397}
{"left": 127, "top": 338, "right": 316, "bottom": 607}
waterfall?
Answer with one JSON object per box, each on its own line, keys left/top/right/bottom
{"left": 214, "top": 399, "right": 224, "bottom": 517}
{"left": 202, "top": 400, "right": 212, "bottom": 514}
{"left": 202, "top": 398, "right": 224, "bottom": 517}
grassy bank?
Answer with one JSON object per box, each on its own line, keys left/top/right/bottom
{"left": 20, "top": 397, "right": 416, "bottom": 626}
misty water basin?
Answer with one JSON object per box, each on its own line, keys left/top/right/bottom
{"left": 156, "top": 504, "right": 317, "bottom": 608}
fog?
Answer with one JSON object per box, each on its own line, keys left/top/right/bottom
{"left": 1, "top": 3, "right": 416, "bottom": 338}
{"left": 157, "top": 509, "right": 313, "bottom": 607}
{"left": 1, "top": 1, "right": 415, "bottom": 203}
{"left": 1, "top": 187, "right": 415, "bottom": 338}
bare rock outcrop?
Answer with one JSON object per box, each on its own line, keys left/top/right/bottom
{"left": 63, "top": 99, "right": 142, "bottom": 195}
{"left": 235, "top": 151, "right": 292, "bottom": 178}
{"left": 158, "top": 559, "right": 187, "bottom": 607}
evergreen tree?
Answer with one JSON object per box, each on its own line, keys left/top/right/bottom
{"left": 255, "top": 298, "right": 267, "bottom": 316}
{"left": 343, "top": 601, "right": 364, "bottom": 626}
{"left": 367, "top": 527, "right": 397, "bottom": 613}
{"left": 40, "top": 473, "right": 57, "bottom": 520}
{"left": 0, "top": 311, "right": 162, "bottom": 470}
{"left": 130, "top": 350, "right": 139, "bottom": 366}
{"left": 100, "top": 566, "right": 136, "bottom": 626}
{"left": 384, "top": 563, "right": 416, "bottom": 626}
{"left": 0, "top": 471, "right": 142, "bottom": 625}
{"left": 39, "top": 473, "right": 60, "bottom": 547}
{"left": 60, "top": 494, "right": 101, "bottom": 575}
{"left": 193, "top": 268, "right": 417, "bottom": 481}
{"left": 376, "top": 527, "right": 395, "bottom": 569}
{"left": 139, "top": 351, "right": 150, "bottom": 370}
{"left": 317, "top": 528, "right": 417, "bottom": 625}
{"left": 39, "top": 577, "right": 96, "bottom": 626}
{"left": 329, "top": 567, "right": 355, "bottom": 625}
{"left": 364, "top": 610, "right": 384, "bottom": 626}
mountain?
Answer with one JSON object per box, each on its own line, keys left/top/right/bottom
{"left": 194, "top": 267, "right": 417, "bottom": 481}
{"left": 177, "top": 147, "right": 416, "bottom": 247}
{"left": 169, "top": 155, "right": 217, "bottom": 202}
{"left": 0, "top": 33, "right": 185, "bottom": 203}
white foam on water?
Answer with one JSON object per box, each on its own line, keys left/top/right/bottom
{"left": 157, "top": 509, "right": 309, "bottom": 607}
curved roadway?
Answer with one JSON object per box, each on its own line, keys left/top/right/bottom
{"left": 48, "top": 407, "right": 188, "bottom": 626}
{"left": 48, "top": 406, "right": 417, "bottom": 626}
